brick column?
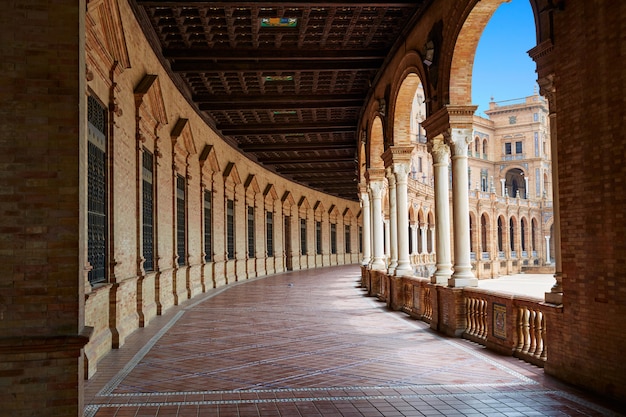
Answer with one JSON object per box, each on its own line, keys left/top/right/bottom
{"left": 0, "top": 2, "right": 91, "bottom": 416}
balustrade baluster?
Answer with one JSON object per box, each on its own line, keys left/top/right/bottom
{"left": 533, "top": 310, "right": 543, "bottom": 359}
{"left": 480, "top": 299, "right": 487, "bottom": 339}
{"left": 528, "top": 309, "right": 537, "bottom": 356}
{"left": 522, "top": 308, "right": 531, "bottom": 354}
{"left": 539, "top": 314, "right": 548, "bottom": 361}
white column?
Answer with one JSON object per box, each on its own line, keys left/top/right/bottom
{"left": 524, "top": 176, "right": 529, "bottom": 199}
{"left": 384, "top": 219, "right": 390, "bottom": 266}
{"left": 429, "top": 226, "right": 436, "bottom": 254}
{"left": 360, "top": 189, "right": 371, "bottom": 266}
{"left": 411, "top": 224, "right": 418, "bottom": 256}
{"left": 500, "top": 178, "right": 506, "bottom": 197}
{"left": 449, "top": 129, "right": 478, "bottom": 287}
{"left": 369, "top": 181, "right": 386, "bottom": 270}
{"left": 430, "top": 139, "right": 453, "bottom": 284}
{"left": 545, "top": 235, "right": 551, "bottom": 264}
{"left": 394, "top": 161, "right": 412, "bottom": 276}
{"left": 420, "top": 225, "right": 427, "bottom": 254}
{"left": 386, "top": 167, "right": 398, "bottom": 274}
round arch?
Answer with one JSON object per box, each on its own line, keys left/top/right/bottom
{"left": 388, "top": 51, "right": 430, "bottom": 146}
{"left": 440, "top": 0, "right": 541, "bottom": 108}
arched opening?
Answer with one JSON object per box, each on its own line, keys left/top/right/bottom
{"left": 521, "top": 217, "right": 527, "bottom": 253}
{"left": 509, "top": 216, "right": 516, "bottom": 253}
{"left": 497, "top": 216, "right": 504, "bottom": 253}
{"left": 481, "top": 213, "right": 489, "bottom": 253}
{"left": 393, "top": 73, "right": 425, "bottom": 146}
{"left": 531, "top": 217, "right": 538, "bottom": 252}
{"left": 505, "top": 168, "right": 526, "bottom": 198}
{"left": 369, "top": 117, "right": 385, "bottom": 170}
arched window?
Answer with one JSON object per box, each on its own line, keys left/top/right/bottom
{"left": 482, "top": 139, "right": 488, "bottom": 157}
{"left": 531, "top": 218, "right": 538, "bottom": 252}
{"left": 481, "top": 214, "right": 488, "bottom": 253}
{"left": 509, "top": 217, "right": 516, "bottom": 251}
{"left": 521, "top": 218, "right": 527, "bottom": 252}
{"left": 497, "top": 217, "right": 504, "bottom": 252}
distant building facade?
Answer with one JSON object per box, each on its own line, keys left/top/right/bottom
{"left": 402, "top": 91, "right": 554, "bottom": 278}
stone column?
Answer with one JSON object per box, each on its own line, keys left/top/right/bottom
{"left": 385, "top": 167, "right": 398, "bottom": 274}
{"left": 369, "top": 179, "right": 386, "bottom": 270}
{"left": 411, "top": 224, "right": 418, "bottom": 256}
{"left": 420, "top": 225, "right": 428, "bottom": 254}
{"left": 384, "top": 219, "right": 391, "bottom": 266}
{"left": 545, "top": 235, "right": 551, "bottom": 264}
{"left": 500, "top": 178, "right": 506, "bottom": 197}
{"left": 430, "top": 138, "right": 453, "bottom": 284}
{"left": 524, "top": 176, "right": 529, "bottom": 199}
{"left": 394, "top": 160, "right": 412, "bottom": 276}
{"left": 359, "top": 186, "right": 372, "bottom": 266}
{"left": 449, "top": 129, "right": 478, "bottom": 287}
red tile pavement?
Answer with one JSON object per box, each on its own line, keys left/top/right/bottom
{"left": 84, "top": 266, "right": 623, "bottom": 417}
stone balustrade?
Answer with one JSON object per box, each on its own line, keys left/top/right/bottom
{"left": 363, "top": 267, "right": 562, "bottom": 368}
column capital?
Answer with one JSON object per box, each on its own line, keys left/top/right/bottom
{"left": 447, "top": 128, "right": 473, "bottom": 157}
{"left": 369, "top": 180, "right": 385, "bottom": 198}
{"left": 429, "top": 137, "right": 450, "bottom": 165}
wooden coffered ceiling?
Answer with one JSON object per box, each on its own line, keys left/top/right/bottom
{"left": 131, "top": 0, "right": 430, "bottom": 201}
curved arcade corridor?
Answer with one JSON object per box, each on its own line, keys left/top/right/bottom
{"left": 84, "top": 266, "right": 621, "bottom": 416}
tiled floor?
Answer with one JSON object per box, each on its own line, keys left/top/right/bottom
{"left": 84, "top": 266, "right": 623, "bottom": 417}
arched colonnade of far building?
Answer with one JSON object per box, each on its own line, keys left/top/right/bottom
{"left": 359, "top": 86, "right": 554, "bottom": 282}
{"left": 2, "top": 0, "right": 625, "bottom": 415}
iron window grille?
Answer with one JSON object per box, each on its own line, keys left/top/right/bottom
{"left": 176, "top": 175, "right": 186, "bottom": 266}
{"left": 87, "top": 95, "right": 107, "bottom": 286}
{"left": 142, "top": 149, "right": 154, "bottom": 272}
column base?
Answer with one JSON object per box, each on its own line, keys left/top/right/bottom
{"left": 545, "top": 291, "right": 563, "bottom": 305}
{"left": 394, "top": 264, "right": 413, "bottom": 277}
{"left": 448, "top": 277, "right": 478, "bottom": 288}
{"left": 370, "top": 258, "right": 386, "bottom": 271}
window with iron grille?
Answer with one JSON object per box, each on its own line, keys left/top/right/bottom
{"left": 266, "top": 211, "right": 274, "bottom": 257}
{"left": 247, "top": 206, "right": 255, "bottom": 257}
{"left": 176, "top": 175, "right": 186, "bottom": 266}
{"left": 344, "top": 225, "right": 351, "bottom": 254}
{"left": 204, "top": 190, "right": 212, "bottom": 262}
{"left": 330, "top": 223, "right": 337, "bottom": 254}
{"left": 87, "top": 95, "right": 107, "bottom": 286}
{"left": 316, "top": 221, "right": 322, "bottom": 255}
{"left": 300, "top": 218, "right": 307, "bottom": 255}
{"left": 142, "top": 149, "right": 154, "bottom": 272}
{"left": 227, "top": 199, "right": 235, "bottom": 260}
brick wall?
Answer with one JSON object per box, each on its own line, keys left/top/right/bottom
{"left": 544, "top": 1, "right": 626, "bottom": 401}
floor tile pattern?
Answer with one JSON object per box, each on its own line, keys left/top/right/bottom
{"left": 84, "top": 266, "right": 624, "bottom": 417}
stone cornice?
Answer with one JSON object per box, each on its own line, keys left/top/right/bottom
{"left": 0, "top": 327, "right": 93, "bottom": 356}
{"left": 422, "top": 105, "right": 477, "bottom": 139}
{"left": 381, "top": 146, "right": 414, "bottom": 167}
{"left": 365, "top": 168, "right": 386, "bottom": 181}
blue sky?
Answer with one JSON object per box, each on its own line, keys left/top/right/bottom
{"left": 472, "top": 0, "right": 537, "bottom": 116}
